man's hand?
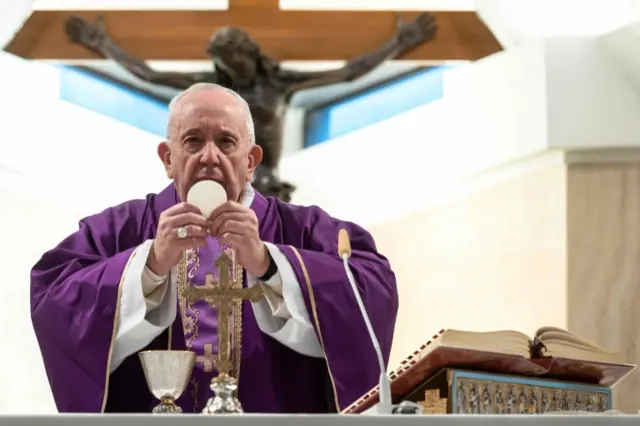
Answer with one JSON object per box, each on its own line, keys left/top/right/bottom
{"left": 65, "top": 15, "right": 108, "bottom": 51}
{"left": 208, "top": 201, "right": 269, "bottom": 278}
{"left": 147, "top": 203, "right": 210, "bottom": 276}
{"left": 395, "top": 13, "right": 438, "bottom": 51}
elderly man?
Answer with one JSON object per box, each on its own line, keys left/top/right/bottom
{"left": 30, "top": 83, "right": 398, "bottom": 414}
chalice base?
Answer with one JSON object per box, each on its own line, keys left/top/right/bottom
{"left": 152, "top": 397, "right": 183, "bottom": 414}
{"left": 202, "top": 373, "right": 244, "bottom": 414}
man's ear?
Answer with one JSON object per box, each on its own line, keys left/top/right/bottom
{"left": 157, "top": 141, "right": 172, "bottom": 179}
{"left": 246, "top": 144, "right": 263, "bottom": 183}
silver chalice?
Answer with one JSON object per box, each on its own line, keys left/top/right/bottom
{"left": 139, "top": 350, "right": 196, "bottom": 414}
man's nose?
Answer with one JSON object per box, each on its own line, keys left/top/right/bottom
{"left": 200, "top": 142, "right": 220, "bottom": 165}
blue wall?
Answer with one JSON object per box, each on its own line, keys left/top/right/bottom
{"left": 56, "top": 64, "right": 450, "bottom": 145}
{"left": 304, "top": 66, "right": 449, "bottom": 148}
{"left": 57, "top": 65, "right": 169, "bottom": 137}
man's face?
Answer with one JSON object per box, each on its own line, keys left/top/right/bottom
{"left": 158, "top": 89, "right": 262, "bottom": 204}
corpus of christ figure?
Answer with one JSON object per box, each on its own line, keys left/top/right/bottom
{"left": 64, "top": 13, "right": 438, "bottom": 202}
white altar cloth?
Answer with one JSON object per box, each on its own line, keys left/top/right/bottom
{"left": 0, "top": 414, "right": 638, "bottom": 426}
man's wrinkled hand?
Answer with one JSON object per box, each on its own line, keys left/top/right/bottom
{"left": 147, "top": 203, "right": 209, "bottom": 276}
{"left": 208, "top": 201, "right": 269, "bottom": 278}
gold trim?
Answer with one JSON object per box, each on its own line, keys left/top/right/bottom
{"left": 100, "top": 248, "right": 138, "bottom": 413}
{"left": 176, "top": 247, "right": 245, "bottom": 379}
{"left": 232, "top": 293, "right": 243, "bottom": 381}
{"left": 180, "top": 250, "right": 202, "bottom": 349}
{"left": 228, "top": 247, "right": 244, "bottom": 382}
{"left": 190, "top": 377, "right": 199, "bottom": 412}
{"left": 288, "top": 246, "right": 341, "bottom": 412}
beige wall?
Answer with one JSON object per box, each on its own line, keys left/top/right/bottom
{"left": 566, "top": 164, "right": 640, "bottom": 412}
{"left": 369, "top": 159, "right": 640, "bottom": 412}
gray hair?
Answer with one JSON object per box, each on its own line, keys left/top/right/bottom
{"left": 167, "top": 82, "right": 256, "bottom": 145}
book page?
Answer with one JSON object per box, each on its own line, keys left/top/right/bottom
{"left": 535, "top": 326, "right": 609, "bottom": 351}
{"left": 534, "top": 326, "right": 621, "bottom": 363}
{"left": 439, "top": 329, "right": 531, "bottom": 358}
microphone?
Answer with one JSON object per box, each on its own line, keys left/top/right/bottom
{"left": 338, "top": 228, "right": 352, "bottom": 258}
{"left": 338, "top": 229, "right": 423, "bottom": 414}
{"left": 338, "top": 229, "right": 423, "bottom": 415}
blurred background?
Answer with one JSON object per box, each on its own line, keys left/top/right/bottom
{"left": 2, "top": 0, "right": 640, "bottom": 414}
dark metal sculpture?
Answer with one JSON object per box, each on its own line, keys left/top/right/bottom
{"left": 65, "top": 14, "right": 437, "bottom": 201}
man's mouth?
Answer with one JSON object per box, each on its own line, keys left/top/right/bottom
{"left": 192, "top": 177, "right": 225, "bottom": 189}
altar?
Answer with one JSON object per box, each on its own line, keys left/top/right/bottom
{"left": 1, "top": 414, "right": 640, "bottom": 426}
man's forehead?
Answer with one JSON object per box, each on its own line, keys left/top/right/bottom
{"left": 178, "top": 90, "right": 243, "bottom": 114}
{"left": 179, "top": 103, "right": 242, "bottom": 120}
{"left": 174, "top": 94, "right": 245, "bottom": 126}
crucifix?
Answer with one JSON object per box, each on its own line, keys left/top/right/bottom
{"left": 5, "top": 0, "right": 471, "bottom": 202}
{"left": 5, "top": 0, "right": 500, "bottom": 203}
{"left": 52, "top": 6, "right": 441, "bottom": 202}
{"left": 183, "top": 252, "right": 265, "bottom": 378}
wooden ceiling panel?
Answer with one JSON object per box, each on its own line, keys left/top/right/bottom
{"left": 5, "top": 3, "right": 502, "bottom": 61}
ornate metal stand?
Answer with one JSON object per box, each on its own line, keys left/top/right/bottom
{"left": 202, "top": 373, "right": 244, "bottom": 414}
{"left": 153, "top": 397, "right": 183, "bottom": 414}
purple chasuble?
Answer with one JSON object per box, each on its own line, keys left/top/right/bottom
{"left": 30, "top": 184, "right": 399, "bottom": 413}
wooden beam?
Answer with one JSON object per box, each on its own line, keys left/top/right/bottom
{"left": 5, "top": 3, "right": 502, "bottom": 61}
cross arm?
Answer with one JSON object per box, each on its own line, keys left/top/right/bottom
{"left": 277, "top": 36, "right": 405, "bottom": 93}
{"left": 184, "top": 286, "right": 213, "bottom": 304}
{"left": 6, "top": 10, "right": 501, "bottom": 63}
{"left": 277, "top": 13, "right": 437, "bottom": 94}
{"left": 184, "top": 285, "right": 265, "bottom": 304}
{"left": 65, "top": 15, "right": 214, "bottom": 90}
{"left": 101, "top": 40, "right": 209, "bottom": 89}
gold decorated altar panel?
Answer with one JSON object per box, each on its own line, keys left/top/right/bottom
{"left": 408, "top": 369, "right": 611, "bottom": 415}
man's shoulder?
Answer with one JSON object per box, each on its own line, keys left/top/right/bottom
{"left": 263, "top": 196, "right": 378, "bottom": 252}
{"left": 266, "top": 196, "right": 365, "bottom": 235}
{"left": 83, "top": 194, "right": 153, "bottom": 222}
{"left": 268, "top": 196, "right": 334, "bottom": 223}
{"left": 79, "top": 187, "right": 173, "bottom": 233}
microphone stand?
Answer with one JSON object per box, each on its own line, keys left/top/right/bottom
{"left": 338, "top": 230, "right": 423, "bottom": 415}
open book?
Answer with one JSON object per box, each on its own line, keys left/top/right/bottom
{"left": 343, "top": 326, "right": 635, "bottom": 414}
{"left": 435, "top": 326, "right": 622, "bottom": 364}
